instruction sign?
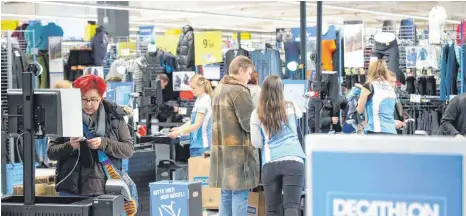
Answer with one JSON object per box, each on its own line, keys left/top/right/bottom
{"left": 194, "top": 31, "right": 222, "bottom": 65}
{"left": 305, "top": 135, "right": 464, "bottom": 216}
{"left": 149, "top": 181, "right": 202, "bottom": 216}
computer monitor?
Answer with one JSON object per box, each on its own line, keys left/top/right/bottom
{"left": 7, "top": 88, "right": 83, "bottom": 138}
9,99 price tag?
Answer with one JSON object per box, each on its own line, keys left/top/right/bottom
{"left": 194, "top": 31, "right": 222, "bottom": 65}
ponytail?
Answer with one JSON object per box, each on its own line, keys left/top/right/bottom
{"left": 191, "top": 74, "right": 213, "bottom": 96}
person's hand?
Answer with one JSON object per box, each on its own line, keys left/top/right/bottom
{"left": 173, "top": 106, "right": 179, "bottom": 113}
{"left": 395, "top": 120, "right": 406, "bottom": 129}
{"left": 167, "top": 131, "right": 179, "bottom": 139}
{"left": 170, "top": 127, "right": 179, "bottom": 132}
{"left": 87, "top": 137, "right": 102, "bottom": 150}
{"left": 332, "top": 117, "right": 339, "bottom": 124}
{"left": 455, "top": 134, "right": 464, "bottom": 138}
{"left": 69, "top": 137, "right": 82, "bottom": 150}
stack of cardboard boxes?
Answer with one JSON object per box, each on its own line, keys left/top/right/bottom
{"left": 13, "top": 174, "right": 58, "bottom": 197}
{"left": 188, "top": 155, "right": 265, "bottom": 216}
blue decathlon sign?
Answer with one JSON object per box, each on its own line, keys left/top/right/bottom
{"left": 138, "top": 25, "right": 154, "bottom": 37}
{"left": 305, "top": 135, "right": 464, "bottom": 216}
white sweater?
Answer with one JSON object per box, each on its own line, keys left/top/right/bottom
{"left": 429, "top": 6, "right": 447, "bottom": 45}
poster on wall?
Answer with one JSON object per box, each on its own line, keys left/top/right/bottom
{"left": 49, "top": 36, "right": 63, "bottom": 73}
{"left": 343, "top": 24, "right": 364, "bottom": 68}
{"left": 406, "top": 46, "right": 434, "bottom": 69}
{"left": 173, "top": 71, "right": 195, "bottom": 91}
{"left": 83, "top": 66, "right": 104, "bottom": 78}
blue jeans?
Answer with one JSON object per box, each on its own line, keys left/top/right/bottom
{"left": 219, "top": 189, "right": 249, "bottom": 216}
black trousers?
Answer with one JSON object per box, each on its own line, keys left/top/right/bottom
{"left": 372, "top": 39, "right": 405, "bottom": 84}
{"left": 262, "top": 160, "right": 305, "bottom": 216}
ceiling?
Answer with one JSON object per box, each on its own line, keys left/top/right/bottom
{"left": 1, "top": 1, "right": 465, "bottom": 37}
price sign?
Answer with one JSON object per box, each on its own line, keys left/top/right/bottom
{"left": 410, "top": 94, "right": 421, "bottom": 103}
{"left": 194, "top": 31, "right": 222, "bottom": 65}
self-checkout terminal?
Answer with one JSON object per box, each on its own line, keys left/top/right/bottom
{"left": 1, "top": 64, "right": 128, "bottom": 216}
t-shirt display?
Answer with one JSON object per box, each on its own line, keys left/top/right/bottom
{"left": 322, "top": 40, "right": 337, "bottom": 71}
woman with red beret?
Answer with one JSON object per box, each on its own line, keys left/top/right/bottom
{"left": 47, "top": 75, "right": 133, "bottom": 196}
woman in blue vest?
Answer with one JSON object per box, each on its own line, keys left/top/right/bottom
{"left": 356, "top": 59, "right": 406, "bottom": 134}
{"left": 168, "top": 74, "right": 213, "bottom": 157}
{"left": 250, "top": 75, "right": 306, "bottom": 216}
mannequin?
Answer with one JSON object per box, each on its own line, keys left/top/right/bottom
{"left": 372, "top": 31, "right": 405, "bottom": 84}
{"left": 374, "top": 32, "right": 396, "bottom": 44}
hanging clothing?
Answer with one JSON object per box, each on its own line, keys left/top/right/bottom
{"left": 250, "top": 48, "right": 281, "bottom": 85}
{"left": 11, "top": 23, "right": 29, "bottom": 51}
{"left": 91, "top": 26, "right": 109, "bottom": 66}
{"left": 25, "top": 22, "right": 43, "bottom": 54}
{"left": 399, "top": 18, "right": 417, "bottom": 41}
{"left": 428, "top": 6, "right": 447, "bottom": 45}
{"left": 225, "top": 48, "right": 250, "bottom": 75}
{"left": 456, "top": 20, "right": 466, "bottom": 45}
{"left": 176, "top": 25, "right": 195, "bottom": 71}
{"left": 37, "top": 52, "right": 50, "bottom": 89}
{"left": 284, "top": 42, "right": 300, "bottom": 79}
{"left": 322, "top": 40, "right": 337, "bottom": 71}
{"left": 446, "top": 44, "right": 459, "bottom": 95}
{"left": 11, "top": 44, "right": 28, "bottom": 89}
{"left": 133, "top": 51, "right": 165, "bottom": 94}
{"left": 38, "top": 22, "right": 64, "bottom": 51}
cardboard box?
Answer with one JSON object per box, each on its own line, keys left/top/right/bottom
{"left": 188, "top": 156, "right": 221, "bottom": 209}
{"left": 149, "top": 180, "right": 203, "bottom": 216}
{"left": 247, "top": 191, "right": 265, "bottom": 216}
{"left": 46, "top": 184, "right": 58, "bottom": 196}
{"left": 13, "top": 183, "right": 48, "bottom": 196}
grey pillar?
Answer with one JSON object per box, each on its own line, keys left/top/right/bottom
{"left": 97, "top": 1, "right": 130, "bottom": 38}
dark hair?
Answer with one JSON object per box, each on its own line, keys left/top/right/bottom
{"left": 257, "top": 75, "right": 288, "bottom": 137}
{"left": 248, "top": 72, "right": 259, "bottom": 85}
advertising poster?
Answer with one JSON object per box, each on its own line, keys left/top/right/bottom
{"left": 83, "top": 66, "right": 104, "bottom": 78}
{"left": 173, "top": 71, "right": 195, "bottom": 91}
{"left": 343, "top": 24, "right": 364, "bottom": 68}
{"left": 283, "top": 79, "right": 307, "bottom": 112}
{"left": 48, "top": 36, "right": 64, "bottom": 87}
{"left": 305, "top": 135, "right": 464, "bottom": 216}
{"left": 105, "top": 82, "right": 134, "bottom": 106}
{"left": 149, "top": 181, "right": 202, "bottom": 216}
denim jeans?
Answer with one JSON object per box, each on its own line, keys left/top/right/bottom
{"left": 219, "top": 189, "right": 249, "bottom": 216}
{"left": 262, "top": 161, "right": 304, "bottom": 216}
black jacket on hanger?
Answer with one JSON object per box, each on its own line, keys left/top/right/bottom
{"left": 225, "top": 48, "right": 250, "bottom": 74}
{"left": 176, "top": 25, "right": 195, "bottom": 71}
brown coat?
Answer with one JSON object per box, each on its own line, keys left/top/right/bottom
{"left": 209, "top": 75, "right": 260, "bottom": 190}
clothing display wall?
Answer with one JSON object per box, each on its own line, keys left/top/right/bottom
{"left": 225, "top": 48, "right": 250, "bottom": 74}
{"left": 176, "top": 25, "right": 195, "bottom": 71}
{"left": 250, "top": 48, "right": 281, "bottom": 84}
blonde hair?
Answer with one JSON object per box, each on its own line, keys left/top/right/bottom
{"left": 366, "top": 59, "right": 392, "bottom": 84}
{"left": 191, "top": 74, "right": 213, "bottom": 96}
{"left": 229, "top": 56, "right": 254, "bottom": 75}
{"left": 53, "top": 80, "right": 73, "bottom": 88}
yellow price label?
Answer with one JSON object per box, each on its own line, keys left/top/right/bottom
{"left": 232, "top": 32, "right": 251, "bottom": 40}
{"left": 194, "top": 31, "right": 222, "bottom": 65}
{"left": 1, "top": 20, "right": 20, "bottom": 31}
{"left": 156, "top": 35, "right": 179, "bottom": 55}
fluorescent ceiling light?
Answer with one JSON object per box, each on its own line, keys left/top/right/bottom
{"left": 283, "top": 1, "right": 461, "bottom": 24}
{"left": 1, "top": 13, "right": 96, "bottom": 21}
{"left": 20, "top": 1, "right": 313, "bottom": 25}
{"left": 1, "top": 13, "right": 274, "bottom": 33}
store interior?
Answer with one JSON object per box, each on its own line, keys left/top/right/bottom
{"left": 1, "top": 1, "right": 466, "bottom": 216}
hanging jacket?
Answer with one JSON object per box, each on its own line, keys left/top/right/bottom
{"left": 38, "top": 22, "right": 64, "bottom": 51}
{"left": 91, "top": 26, "right": 109, "bottom": 66}
{"left": 25, "top": 22, "right": 43, "bottom": 54}
{"left": 11, "top": 23, "right": 29, "bottom": 46}
{"left": 48, "top": 100, "right": 133, "bottom": 195}
{"left": 11, "top": 45, "right": 28, "bottom": 88}
{"left": 176, "top": 25, "right": 195, "bottom": 71}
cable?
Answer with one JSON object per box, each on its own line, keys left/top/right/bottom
{"left": 15, "top": 131, "right": 29, "bottom": 163}
{"left": 55, "top": 146, "right": 81, "bottom": 187}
